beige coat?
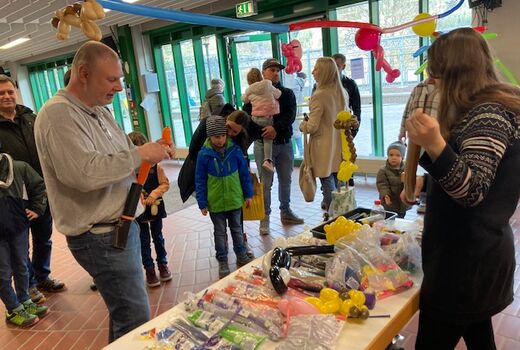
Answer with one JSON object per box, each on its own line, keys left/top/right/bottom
{"left": 300, "top": 87, "right": 346, "bottom": 178}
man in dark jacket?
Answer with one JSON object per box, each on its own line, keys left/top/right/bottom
{"left": 0, "top": 75, "right": 66, "bottom": 302}
{"left": 243, "top": 59, "right": 304, "bottom": 235}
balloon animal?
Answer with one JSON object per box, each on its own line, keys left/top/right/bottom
{"left": 334, "top": 111, "right": 359, "bottom": 183}
{"left": 51, "top": 0, "right": 105, "bottom": 41}
{"left": 281, "top": 39, "right": 303, "bottom": 74}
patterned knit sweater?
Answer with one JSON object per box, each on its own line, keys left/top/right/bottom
{"left": 419, "top": 102, "right": 520, "bottom": 324}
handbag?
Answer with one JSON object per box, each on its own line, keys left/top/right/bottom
{"left": 299, "top": 130, "right": 316, "bottom": 202}
{"left": 242, "top": 172, "right": 265, "bottom": 221}
{"left": 329, "top": 183, "right": 357, "bottom": 218}
{"left": 178, "top": 157, "right": 196, "bottom": 203}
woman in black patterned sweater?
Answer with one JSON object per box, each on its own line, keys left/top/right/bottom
{"left": 405, "top": 28, "right": 520, "bottom": 349}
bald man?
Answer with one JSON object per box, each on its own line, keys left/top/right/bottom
{"left": 34, "top": 41, "right": 173, "bottom": 342}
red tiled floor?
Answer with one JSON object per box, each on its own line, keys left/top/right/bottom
{"left": 0, "top": 160, "right": 518, "bottom": 349}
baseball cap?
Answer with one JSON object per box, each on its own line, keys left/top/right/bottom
{"left": 262, "top": 58, "right": 285, "bottom": 71}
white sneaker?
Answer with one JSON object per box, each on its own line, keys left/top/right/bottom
{"left": 262, "top": 159, "right": 274, "bottom": 173}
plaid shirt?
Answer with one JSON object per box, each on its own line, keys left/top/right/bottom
{"left": 399, "top": 80, "right": 440, "bottom": 137}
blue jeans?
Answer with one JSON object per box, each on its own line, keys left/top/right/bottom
{"left": 139, "top": 219, "right": 168, "bottom": 269}
{"left": 254, "top": 141, "right": 294, "bottom": 216}
{"left": 320, "top": 174, "right": 338, "bottom": 211}
{"left": 66, "top": 221, "right": 150, "bottom": 342}
{"left": 209, "top": 209, "right": 247, "bottom": 261}
{"left": 28, "top": 205, "right": 53, "bottom": 286}
{"left": 0, "top": 229, "right": 30, "bottom": 312}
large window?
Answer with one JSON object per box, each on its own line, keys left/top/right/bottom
{"left": 161, "top": 44, "right": 187, "bottom": 147}
{"left": 180, "top": 40, "right": 202, "bottom": 133}
{"left": 201, "top": 35, "right": 222, "bottom": 89}
{"left": 337, "top": 2, "right": 372, "bottom": 156}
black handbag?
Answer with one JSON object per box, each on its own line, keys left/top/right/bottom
{"left": 178, "top": 156, "right": 196, "bottom": 203}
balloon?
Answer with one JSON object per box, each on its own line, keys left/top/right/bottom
{"left": 355, "top": 28, "right": 380, "bottom": 51}
{"left": 412, "top": 13, "right": 436, "bottom": 37}
{"left": 495, "top": 58, "right": 519, "bottom": 85}
{"left": 98, "top": 0, "right": 289, "bottom": 33}
{"left": 382, "top": 15, "right": 438, "bottom": 34}
{"left": 289, "top": 20, "right": 380, "bottom": 32}
{"left": 437, "top": 0, "right": 465, "bottom": 18}
{"left": 413, "top": 45, "right": 429, "bottom": 58}
{"left": 281, "top": 39, "right": 303, "bottom": 74}
{"left": 482, "top": 32, "right": 498, "bottom": 39}
{"left": 414, "top": 60, "right": 428, "bottom": 75}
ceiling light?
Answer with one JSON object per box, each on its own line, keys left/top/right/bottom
{"left": 122, "top": 0, "right": 140, "bottom": 3}
{"left": 0, "top": 37, "right": 30, "bottom": 49}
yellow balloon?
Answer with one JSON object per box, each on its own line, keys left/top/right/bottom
{"left": 337, "top": 111, "right": 352, "bottom": 121}
{"left": 412, "top": 13, "right": 436, "bottom": 37}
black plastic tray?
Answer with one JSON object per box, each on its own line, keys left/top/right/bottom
{"left": 311, "top": 207, "right": 398, "bottom": 239}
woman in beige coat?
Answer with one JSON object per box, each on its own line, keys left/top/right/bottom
{"left": 300, "top": 57, "right": 348, "bottom": 211}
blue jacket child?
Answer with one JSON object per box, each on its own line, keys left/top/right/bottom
{"left": 194, "top": 116, "right": 253, "bottom": 278}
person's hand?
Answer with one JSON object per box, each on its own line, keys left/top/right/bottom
{"left": 201, "top": 208, "right": 208, "bottom": 216}
{"left": 144, "top": 195, "right": 156, "bottom": 206}
{"left": 26, "top": 209, "right": 39, "bottom": 221}
{"left": 261, "top": 125, "right": 277, "bottom": 139}
{"left": 384, "top": 195, "right": 392, "bottom": 206}
{"left": 157, "top": 138, "right": 176, "bottom": 158}
{"left": 400, "top": 190, "right": 416, "bottom": 206}
{"left": 244, "top": 198, "right": 252, "bottom": 209}
{"left": 406, "top": 108, "right": 446, "bottom": 160}
{"left": 137, "top": 142, "right": 171, "bottom": 164}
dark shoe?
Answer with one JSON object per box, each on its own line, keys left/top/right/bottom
{"left": 320, "top": 202, "right": 327, "bottom": 210}
{"left": 90, "top": 281, "right": 97, "bottom": 291}
{"left": 23, "top": 299, "right": 49, "bottom": 318}
{"left": 5, "top": 305, "right": 38, "bottom": 327}
{"left": 36, "top": 278, "right": 66, "bottom": 293}
{"left": 348, "top": 178, "right": 355, "bottom": 187}
{"left": 236, "top": 255, "right": 254, "bottom": 268}
{"left": 158, "top": 264, "right": 172, "bottom": 282}
{"left": 145, "top": 267, "right": 160, "bottom": 288}
{"left": 218, "top": 260, "right": 230, "bottom": 279}
{"left": 281, "top": 209, "right": 304, "bottom": 225}
{"left": 29, "top": 287, "right": 46, "bottom": 304}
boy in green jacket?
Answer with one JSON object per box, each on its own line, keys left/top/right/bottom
{"left": 195, "top": 116, "right": 254, "bottom": 278}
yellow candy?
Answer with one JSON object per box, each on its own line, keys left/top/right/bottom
{"left": 304, "top": 297, "right": 323, "bottom": 309}
{"left": 320, "top": 299, "right": 341, "bottom": 314}
{"left": 340, "top": 299, "right": 355, "bottom": 316}
{"left": 348, "top": 290, "right": 366, "bottom": 306}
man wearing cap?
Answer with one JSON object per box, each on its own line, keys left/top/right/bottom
{"left": 243, "top": 58, "right": 304, "bottom": 235}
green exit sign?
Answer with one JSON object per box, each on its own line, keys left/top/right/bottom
{"left": 236, "top": 0, "right": 257, "bottom": 18}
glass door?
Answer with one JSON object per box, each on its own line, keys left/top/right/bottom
{"left": 228, "top": 33, "right": 273, "bottom": 108}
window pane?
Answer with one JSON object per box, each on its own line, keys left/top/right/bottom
{"left": 180, "top": 40, "right": 202, "bottom": 134}
{"left": 379, "top": 0, "right": 421, "bottom": 153}
{"left": 117, "top": 78, "right": 133, "bottom": 133}
{"left": 286, "top": 28, "right": 323, "bottom": 159}
{"left": 201, "top": 35, "right": 222, "bottom": 88}
{"left": 234, "top": 36, "right": 273, "bottom": 96}
{"left": 161, "top": 44, "right": 187, "bottom": 148}
{"left": 336, "top": 2, "right": 373, "bottom": 156}
{"left": 429, "top": 0, "right": 472, "bottom": 32}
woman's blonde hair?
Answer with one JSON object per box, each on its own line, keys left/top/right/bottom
{"left": 247, "top": 68, "right": 263, "bottom": 85}
{"left": 427, "top": 27, "right": 520, "bottom": 138}
{"left": 314, "top": 57, "right": 347, "bottom": 109}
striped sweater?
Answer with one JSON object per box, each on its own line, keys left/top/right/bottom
{"left": 419, "top": 102, "right": 520, "bottom": 324}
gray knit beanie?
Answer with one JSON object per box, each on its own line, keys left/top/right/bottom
{"left": 387, "top": 141, "right": 406, "bottom": 157}
{"left": 206, "top": 116, "right": 227, "bottom": 137}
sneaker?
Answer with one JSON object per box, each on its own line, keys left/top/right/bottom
{"left": 158, "top": 264, "right": 172, "bottom": 282}
{"left": 280, "top": 209, "right": 304, "bottom": 225}
{"left": 236, "top": 255, "right": 254, "bottom": 268}
{"left": 36, "top": 278, "right": 66, "bottom": 293}
{"left": 145, "top": 267, "right": 161, "bottom": 288}
{"left": 262, "top": 159, "right": 274, "bottom": 173}
{"left": 218, "top": 260, "right": 230, "bottom": 279}
{"left": 22, "top": 299, "right": 49, "bottom": 318}
{"left": 29, "top": 286, "right": 46, "bottom": 304}
{"left": 259, "top": 216, "right": 270, "bottom": 235}
{"left": 5, "top": 305, "right": 39, "bottom": 327}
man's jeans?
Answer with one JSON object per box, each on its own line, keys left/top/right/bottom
{"left": 66, "top": 221, "right": 150, "bottom": 342}
{"left": 28, "top": 205, "right": 53, "bottom": 286}
{"left": 320, "top": 174, "right": 338, "bottom": 211}
{"left": 139, "top": 219, "right": 168, "bottom": 269}
{"left": 209, "top": 209, "right": 247, "bottom": 261}
{"left": 254, "top": 141, "right": 294, "bottom": 216}
{"left": 0, "top": 229, "right": 30, "bottom": 311}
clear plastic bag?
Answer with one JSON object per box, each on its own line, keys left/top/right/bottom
{"left": 382, "top": 231, "right": 422, "bottom": 273}
{"left": 275, "top": 314, "right": 343, "bottom": 350}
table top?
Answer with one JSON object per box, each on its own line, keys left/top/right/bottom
{"left": 104, "top": 254, "right": 421, "bottom": 350}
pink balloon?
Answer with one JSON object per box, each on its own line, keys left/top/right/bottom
{"left": 355, "top": 28, "right": 380, "bottom": 51}
{"left": 282, "top": 39, "right": 303, "bottom": 74}
{"left": 278, "top": 298, "right": 320, "bottom": 316}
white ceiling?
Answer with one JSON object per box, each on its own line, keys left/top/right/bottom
{"left": 0, "top": 0, "right": 224, "bottom": 66}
